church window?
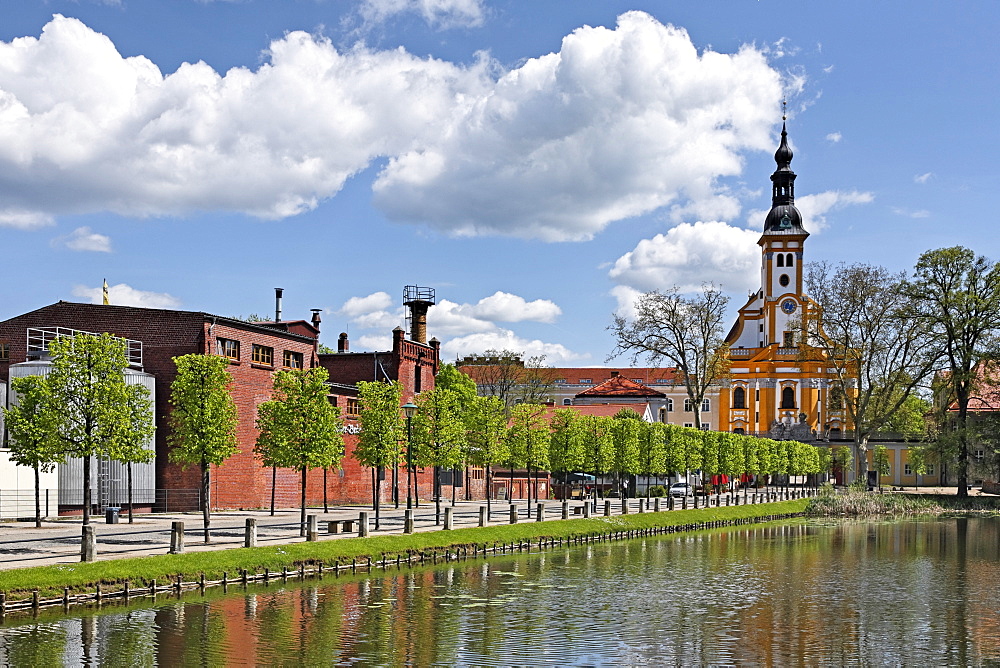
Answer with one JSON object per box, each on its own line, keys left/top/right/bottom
{"left": 783, "top": 331, "right": 795, "bottom": 347}
{"left": 733, "top": 387, "right": 746, "bottom": 409}
{"left": 781, "top": 387, "right": 796, "bottom": 409}
{"left": 830, "top": 384, "right": 844, "bottom": 410}
{"left": 776, "top": 254, "right": 785, "bottom": 267}
{"left": 779, "top": 274, "right": 790, "bottom": 287}
{"left": 786, "top": 253, "right": 794, "bottom": 266}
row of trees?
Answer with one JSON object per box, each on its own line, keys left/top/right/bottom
{"left": 609, "top": 246, "right": 1000, "bottom": 496}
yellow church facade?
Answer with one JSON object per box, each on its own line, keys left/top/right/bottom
{"left": 719, "top": 123, "right": 852, "bottom": 443}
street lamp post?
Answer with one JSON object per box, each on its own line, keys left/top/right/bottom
{"left": 403, "top": 402, "right": 417, "bottom": 510}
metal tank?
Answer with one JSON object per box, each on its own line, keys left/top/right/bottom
{"left": 7, "top": 361, "right": 157, "bottom": 512}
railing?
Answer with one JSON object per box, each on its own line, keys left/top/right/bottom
{"left": 26, "top": 326, "right": 143, "bottom": 367}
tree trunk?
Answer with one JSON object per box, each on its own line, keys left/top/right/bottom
{"left": 375, "top": 466, "right": 382, "bottom": 530}
{"left": 300, "top": 466, "right": 307, "bottom": 537}
{"left": 34, "top": 463, "right": 41, "bottom": 529}
{"left": 393, "top": 462, "right": 399, "bottom": 509}
{"left": 82, "top": 454, "right": 91, "bottom": 526}
{"left": 957, "top": 401, "right": 970, "bottom": 497}
{"left": 486, "top": 464, "right": 492, "bottom": 515}
{"left": 323, "top": 467, "right": 329, "bottom": 514}
{"left": 127, "top": 462, "right": 134, "bottom": 523}
{"left": 201, "top": 464, "right": 211, "bottom": 543}
{"left": 451, "top": 468, "right": 457, "bottom": 507}
{"left": 434, "top": 466, "right": 441, "bottom": 525}
{"left": 270, "top": 466, "right": 277, "bottom": 516}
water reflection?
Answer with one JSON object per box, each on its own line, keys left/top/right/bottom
{"left": 2, "top": 518, "right": 1000, "bottom": 665}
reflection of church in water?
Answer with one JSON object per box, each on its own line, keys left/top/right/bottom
{"left": 721, "top": 120, "right": 851, "bottom": 441}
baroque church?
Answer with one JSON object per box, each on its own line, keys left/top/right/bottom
{"left": 721, "top": 122, "right": 851, "bottom": 441}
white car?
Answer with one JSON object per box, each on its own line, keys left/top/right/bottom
{"left": 669, "top": 482, "right": 691, "bottom": 498}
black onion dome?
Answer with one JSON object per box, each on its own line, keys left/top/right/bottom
{"left": 774, "top": 122, "right": 793, "bottom": 168}
{"left": 764, "top": 204, "right": 804, "bottom": 233}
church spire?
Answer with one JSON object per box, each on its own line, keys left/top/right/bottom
{"left": 762, "top": 105, "right": 806, "bottom": 235}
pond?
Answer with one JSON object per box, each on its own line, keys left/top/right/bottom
{"left": 1, "top": 517, "right": 999, "bottom": 665}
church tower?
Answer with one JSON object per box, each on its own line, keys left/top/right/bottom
{"left": 723, "top": 119, "right": 843, "bottom": 439}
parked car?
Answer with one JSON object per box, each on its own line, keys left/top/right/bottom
{"left": 669, "top": 482, "right": 691, "bottom": 498}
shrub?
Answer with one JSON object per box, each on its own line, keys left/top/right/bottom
{"left": 647, "top": 485, "right": 667, "bottom": 497}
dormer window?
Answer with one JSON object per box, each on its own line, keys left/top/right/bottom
{"left": 780, "top": 214, "right": 792, "bottom": 229}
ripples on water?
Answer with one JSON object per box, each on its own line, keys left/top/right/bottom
{"left": 2, "top": 518, "right": 1000, "bottom": 666}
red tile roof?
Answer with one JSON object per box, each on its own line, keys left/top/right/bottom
{"left": 575, "top": 375, "right": 665, "bottom": 399}
{"left": 542, "top": 404, "right": 649, "bottom": 420}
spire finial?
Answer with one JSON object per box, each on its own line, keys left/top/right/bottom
{"left": 781, "top": 98, "right": 787, "bottom": 122}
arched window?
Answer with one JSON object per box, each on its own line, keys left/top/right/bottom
{"left": 781, "top": 386, "right": 796, "bottom": 409}
{"left": 776, "top": 254, "right": 785, "bottom": 267}
{"left": 786, "top": 253, "right": 794, "bottom": 266}
{"left": 733, "top": 428, "right": 746, "bottom": 435}
{"left": 733, "top": 387, "right": 746, "bottom": 409}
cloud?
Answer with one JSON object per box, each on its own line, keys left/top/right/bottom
{"left": 609, "top": 221, "right": 762, "bottom": 297}
{"left": 336, "top": 289, "right": 580, "bottom": 362}
{"left": 72, "top": 282, "right": 181, "bottom": 309}
{"left": 745, "top": 189, "right": 873, "bottom": 233}
{"left": 442, "top": 330, "right": 586, "bottom": 365}
{"left": 825, "top": 132, "right": 842, "bottom": 143}
{"left": 0, "top": 13, "right": 784, "bottom": 242}
{"left": 891, "top": 207, "right": 930, "bottom": 219}
{"left": 0, "top": 208, "right": 53, "bottom": 229}
{"left": 914, "top": 172, "right": 933, "bottom": 184}
{"left": 373, "top": 11, "right": 783, "bottom": 240}
{"left": 357, "top": 0, "right": 486, "bottom": 29}
{"left": 54, "top": 226, "right": 112, "bottom": 252}
{"left": 0, "top": 15, "right": 489, "bottom": 223}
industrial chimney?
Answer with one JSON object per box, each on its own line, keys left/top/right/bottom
{"left": 338, "top": 332, "right": 349, "bottom": 353}
{"left": 274, "top": 287, "right": 284, "bottom": 321}
{"left": 403, "top": 286, "right": 436, "bottom": 344}
{"left": 310, "top": 309, "right": 322, "bottom": 331}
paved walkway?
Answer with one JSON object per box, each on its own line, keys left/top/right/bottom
{"left": 0, "top": 497, "right": 701, "bottom": 570}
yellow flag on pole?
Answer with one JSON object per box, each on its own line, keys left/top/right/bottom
{"left": 103, "top": 279, "right": 110, "bottom": 305}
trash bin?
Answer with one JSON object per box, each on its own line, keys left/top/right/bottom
{"left": 105, "top": 507, "right": 121, "bottom": 524}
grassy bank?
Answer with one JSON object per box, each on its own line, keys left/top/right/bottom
{"left": 805, "top": 488, "right": 1000, "bottom": 517}
{"left": 0, "top": 499, "right": 808, "bottom": 600}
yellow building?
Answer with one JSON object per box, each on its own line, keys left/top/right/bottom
{"left": 721, "top": 123, "right": 852, "bottom": 440}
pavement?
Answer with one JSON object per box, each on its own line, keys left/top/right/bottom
{"left": 0, "top": 497, "right": 661, "bottom": 570}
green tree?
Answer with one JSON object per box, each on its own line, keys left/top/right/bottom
{"left": 46, "top": 333, "right": 147, "bottom": 526}
{"left": 905, "top": 246, "right": 1000, "bottom": 496}
{"left": 168, "top": 354, "right": 239, "bottom": 542}
{"left": 352, "top": 380, "right": 404, "bottom": 530}
{"left": 465, "top": 395, "right": 509, "bottom": 513}
{"left": 871, "top": 445, "right": 891, "bottom": 489}
{"left": 802, "top": 262, "right": 941, "bottom": 481}
{"left": 411, "top": 387, "right": 465, "bottom": 524}
{"left": 3, "top": 375, "right": 62, "bottom": 527}
{"left": 832, "top": 445, "right": 853, "bottom": 484}
{"left": 610, "top": 284, "right": 730, "bottom": 429}
{"left": 255, "top": 367, "right": 344, "bottom": 536}
{"left": 109, "top": 382, "right": 155, "bottom": 523}
{"left": 508, "top": 403, "right": 550, "bottom": 508}
{"left": 610, "top": 410, "right": 642, "bottom": 497}
{"left": 547, "top": 408, "right": 585, "bottom": 501}
{"left": 436, "top": 364, "right": 479, "bottom": 502}
{"left": 638, "top": 421, "right": 668, "bottom": 498}
{"left": 580, "top": 415, "right": 614, "bottom": 501}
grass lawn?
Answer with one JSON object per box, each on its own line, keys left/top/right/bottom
{"left": 0, "top": 499, "right": 809, "bottom": 601}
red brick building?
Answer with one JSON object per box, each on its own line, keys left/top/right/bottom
{"left": 0, "top": 297, "right": 480, "bottom": 512}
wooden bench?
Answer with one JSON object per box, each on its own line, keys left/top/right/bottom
{"left": 327, "top": 519, "right": 356, "bottom": 534}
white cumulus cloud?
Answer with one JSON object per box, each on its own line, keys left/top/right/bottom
{"left": 609, "top": 221, "right": 761, "bottom": 297}
{"left": 358, "top": 0, "right": 486, "bottom": 28}
{"left": 442, "top": 330, "right": 586, "bottom": 365}
{"left": 72, "top": 282, "right": 181, "bottom": 309}
{"left": 373, "top": 11, "right": 783, "bottom": 240}
{"left": 340, "top": 292, "right": 395, "bottom": 317}
{"left": 745, "top": 189, "right": 874, "bottom": 233}
{"left": 825, "top": 132, "right": 842, "bottom": 143}
{"left": 1, "top": 13, "right": 785, "bottom": 243}
{"left": 459, "top": 291, "right": 561, "bottom": 323}
{"left": 54, "top": 226, "right": 112, "bottom": 252}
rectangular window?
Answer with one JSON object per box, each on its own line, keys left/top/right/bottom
{"left": 346, "top": 398, "right": 360, "bottom": 416}
{"left": 904, "top": 463, "right": 913, "bottom": 476}
{"left": 783, "top": 331, "right": 795, "bottom": 347}
{"left": 926, "top": 464, "right": 935, "bottom": 475}
{"left": 755, "top": 389, "right": 760, "bottom": 402}
{"left": 655, "top": 378, "right": 668, "bottom": 384}
{"left": 632, "top": 378, "right": 643, "bottom": 383}
{"left": 684, "top": 423, "right": 693, "bottom": 428}
{"left": 252, "top": 344, "right": 273, "bottom": 366}
{"left": 699, "top": 424, "right": 710, "bottom": 431}
{"left": 554, "top": 379, "right": 566, "bottom": 384}
{"left": 684, "top": 398, "right": 693, "bottom": 412}
{"left": 283, "top": 350, "right": 303, "bottom": 369}
{"left": 665, "top": 398, "right": 673, "bottom": 411}
{"left": 702, "top": 399, "right": 710, "bottom": 412}
{"left": 579, "top": 378, "right": 592, "bottom": 384}
{"left": 563, "top": 398, "right": 572, "bottom": 406}
{"left": 217, "top": 338, "right": 240, "bottom": 361}
{"left": 0, "top": 342, "right": 8, "bottom": 361}
{"left": 975, "top": 449, "right": 985, "bottom": 462}
{"left": 759, "top": 323, "right": 764, "bottom": 332}
{"left": 414, "top": 367, "right": 422, "bottom": 393}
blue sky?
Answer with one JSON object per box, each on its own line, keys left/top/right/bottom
{"left": 1, "top": 1, "right": 997, "bottom": 366}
